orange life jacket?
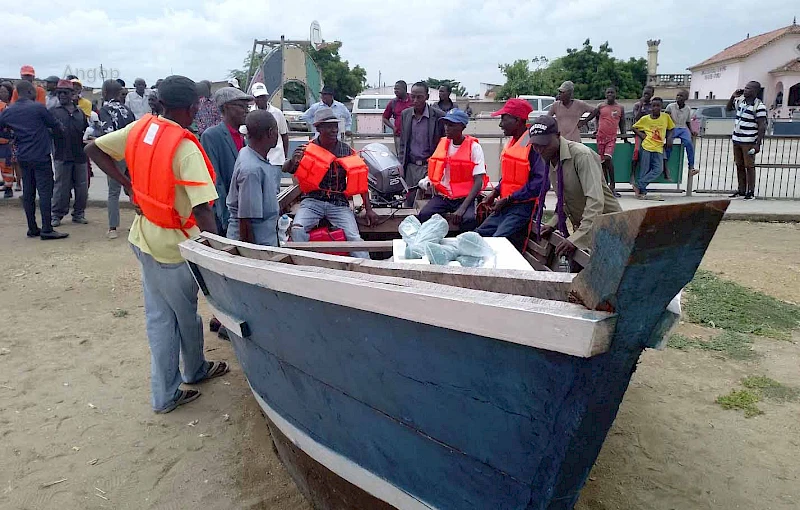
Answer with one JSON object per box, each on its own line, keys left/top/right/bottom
{"left": 428, "top": 136, "right": 488, "bottom": 199}
{"left": 294, "top": 142, "right": 369, "bottom": 197}
{"left": 499, "top": 136, "right": 532, "bottom": 198}
{"left": 124, "top": 114, "right": 216, "bottom": 237}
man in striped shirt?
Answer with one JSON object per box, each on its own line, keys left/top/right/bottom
{"left": 726, "top": 81, "right": 767, "bottom": 200}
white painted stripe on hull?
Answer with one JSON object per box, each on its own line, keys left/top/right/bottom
{"left": 248, "top": 383, "right": 436, "bottom": 510}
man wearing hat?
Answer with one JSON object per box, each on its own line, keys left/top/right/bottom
{"left": 283, "top": 106, "right": 378, "bottom": 258}
{"left": 44, "top": 76, "right": 60, "bottom": 109}
{"left": 416, "top": 108, "right": 487, "bottom": 231}
{"left": 528, "top": 116, "right": 621, "bottom": 257}
{"left": 65, "top": 76, "right": 93, "bottom": 118}
{"left": 548, "top": 81, "right": 594, "bottom": 143}
{"left": 11, "top": 65, "right": 47, "bottom": 104}
{"left": 51, "top": 80, "right": 89, "bottom": 227}
{"left": 85, "top": 75, "right": 228, "bottom": 413}
{"left": 301, "top": 86, "right": 352, "bottom": 136}
{"left": 251, "top": 82, "right": 289, "bottom": 167}
{"left": 474, "top": 99, "right": 548, "bottom": 249}
{"left": 200, "top": 86, "right": 254, "bottom": 234}
{"left": 0, "top": 80, "right": 67, "bottom": 239}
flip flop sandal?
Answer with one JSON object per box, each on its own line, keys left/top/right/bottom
{"left": 199, "top": 361, "right": 230, "bottom": 383}
{"left": 154, "top": 389, "right": 201, "bottom": 414}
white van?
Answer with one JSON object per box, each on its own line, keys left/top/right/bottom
{"left": 519, "top": 95, "right": 556, "bottom": 117}
{"left": 352, "top": 94, "right": 395, "bottom": 134}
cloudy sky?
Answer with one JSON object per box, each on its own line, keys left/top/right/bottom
{"left": 3, "top": 0, "right": 795, "bottom": 94}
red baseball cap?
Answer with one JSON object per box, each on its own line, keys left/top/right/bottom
{"left": 491, "top": 98, "right": 533, "bottom": 119}
{"left": 20, "top": 65, "right": 36, "bottom": 76}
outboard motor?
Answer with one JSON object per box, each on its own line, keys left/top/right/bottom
{"left": 360, "top": 143, "right": 409, "bottom": 207}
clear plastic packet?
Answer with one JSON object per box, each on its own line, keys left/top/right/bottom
{"left": 456, "top": 255, "right": 484, "bottom": 267}
{"left": 425, "top": 242, "right": 459, "bottom": 265}
{"left": 398, "top": 215, "right": 421, "bottom": 242}
{"left": 455, "top": 231, "right": 495, "bottom": 258}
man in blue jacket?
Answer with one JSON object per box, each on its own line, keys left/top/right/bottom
{"left": 200, "top": 87, "right": 253, "bottom": 234}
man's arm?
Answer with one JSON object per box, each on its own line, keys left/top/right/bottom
{"left": 618, "top": 106, "right": 626, "bottom": 134}
{"left": 192, "top": 203, "right": 218, "bottom": 234}
{"left": 300, "top": 104, "right": 316, "bottom": 125}
{"left": 382, "top": 101, "right": 395, "bottom": 132}
{"left": 342, "top": 105, "right": 353, "bottom": 133}
{"left": 283, "top": 145, "right": 305, "bottom": 174}
{"left": 754, "top": 105, "right": 767, "bottom": 154}
{"left": 85, "top": 141, "right": 132, "bottom": 193}
{"left": 506, "top": 151, "right": 547, "bottom": 204}
{"left": 726, "top": 93, "right": 738, "bottom": 112}
{"left": 238, "top": 218, "right": 255, "bottom": 243}
{"left": 567, "top": 150, "right": 606, "bottom": 249}
{"left": 583, "top": 105, "right": 600, "bottom": 124}
{"left": 632, "top": 102, "right": 643, "bottom": 121}
{"left": 281, "top": 133, "right": 289, "bottom": 158}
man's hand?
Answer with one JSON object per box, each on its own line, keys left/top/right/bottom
{"left": 733, "top": 89, "right": 744, "bottom": 98}
{"left": 492, "top": 197, "right": 508, "bottom": 213}
{"left": 449, "top": 207, "right": 466, "bottom": 226}
{"left": 291, "top": 145, "right": 306, "bottom": 165}
{"left": 665, "top": 140, "right": 673, "bottom": 149}
{"left": 540, "top": 225, "right": 555, "bottom": 238}
{"left": 752, "top": 144, "right": 761, "bottom": 155}
{"left": 555, "top": 237, "right": 576, "bottom": 258}
{"left": 364, "top": 209, "right": 380, "bottom": 226}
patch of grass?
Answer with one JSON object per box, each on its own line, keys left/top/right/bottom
{"left": 742, "top": 375, "right": 800, "bottom": 402}
{"left": 716, "top": 389, "right": 763, "bottom": 418}
{"left": 112, "top": 308, "right": 129, "bottom": 318}
{"left": 667, "top": 331, "right": 757, "bottom": 360}
{"left": 684, "top": 270, "right": 800, "bottom": 340}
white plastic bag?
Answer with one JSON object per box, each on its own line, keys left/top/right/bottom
{"left": 455, "top": 232, "right": 494, "bottom": 258}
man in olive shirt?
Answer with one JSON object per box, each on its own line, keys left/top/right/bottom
{"left": 529, "top": 116, "right": 621, "bottom": 256}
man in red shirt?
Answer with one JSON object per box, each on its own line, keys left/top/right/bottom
{"left": 585, "top": 86, "right": 625, "bottom": 196}
{"left": 382, "top": 80, "right": 412, "bottom": 156}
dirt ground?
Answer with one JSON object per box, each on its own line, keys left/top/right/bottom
{"left": 0, "top": 207, "right": 798, "bottom": 510}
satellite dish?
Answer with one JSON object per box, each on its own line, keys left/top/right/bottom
{"left": 310, "top": 21, "right": 322, "bottom": 49}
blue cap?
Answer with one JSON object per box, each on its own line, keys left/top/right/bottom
{"left": 442, "top": 108, "right": 469, "bottom": 126}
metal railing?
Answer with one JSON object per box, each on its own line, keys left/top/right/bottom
{"left": 692, "top": 135, "right": 800, "bottom": 199}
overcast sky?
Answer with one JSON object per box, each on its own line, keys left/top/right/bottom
{"left": 3, "top": 1, "right": 796, "bottom": 94}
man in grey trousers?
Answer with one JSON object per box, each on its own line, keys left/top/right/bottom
{"left": 50, "top": 79, "right": 89, "bottom": 226}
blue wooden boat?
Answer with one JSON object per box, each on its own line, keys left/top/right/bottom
{"left": 180, "top": 199, "right": 728, "bottom": 509}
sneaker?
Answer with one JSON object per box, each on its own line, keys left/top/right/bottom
{"left": 40, "top": 230, "right": 69, "bottom": 240}
{"left": 72, "top": 217, "right": 89, "bottom": 224}
{"left": 744, "top": 193, "right": 755, "bottom": 200}
{"left": 613, "top": 191, "right": 622, "bottom": 198}
{"left": 107, "top": 229, "right": 118, "bottom": 239}
{"left": 3, "top": 188, "right": 12, "bottom": 199}
{"left": 729, "top": 192, "right": 744, "bottom": 199}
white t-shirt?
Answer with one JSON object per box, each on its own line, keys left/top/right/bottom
{"left": 441, "top": 139, "right": 486, "bottom": 193}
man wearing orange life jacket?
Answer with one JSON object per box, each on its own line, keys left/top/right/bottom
{"left": 417, "top": 108, "right": 487, "bottom": 231}
{"left": 283, "top": 106, "right": 379, "bottom": 259}
{"left": 85, "top": 75, "right": 230, "bottom": 414}
{"left": 475, "top": 99, "right": 548, "bottom": 249}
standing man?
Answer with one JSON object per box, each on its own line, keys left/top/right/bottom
{"left": 399, "top": 81, "right": 446, "bottom": 206}
{"left": 631, "top": 97, "right": 674, "bottom": 200}
{"left": 85, "top": 75, "right": 228, "bottom": 414}
{"left": 726, "top": 81, "right": 766, "bottom": 200}
{"left": 44, "top": 76, "right": 60, "bottom": 109}
{"left": 416, "top": 109, "right": 487, "bottom": 232}
{"left": 548, "top": 81, "right": 594, "bottom": 143}
{"left": 125, "top": 78, "right": 152, "bottom": 120}
{"left": 226, "top": 110, "right": 281, "bottom": 245}
{"left": 436, "top": 84, "right": 455, "bottom": 113}
{"left": 301, "top": 86, "right": 352, "bottom": 136}
{"left": 283, "top": 107, "right": 378, "bottom": 258}
{"left": 194, "top": 80, "right": 222, "bottom": 137}
{"left": 476, "top": 99, "right": 547, "bottom": 248}
{"left": 382, "top": 80, "right": 412, "bottom": 156}
{"left": 10, "top": 66, "right": 46, "bottom": 104}
{"left": 251, "top": 82, "right": 289, "bottom": 167}
{"left": 98, "top": 79, "right": 136, "bottom": 239}
{"left": 529, "top": 116, "right": 621, "bottom": 256}
{"left": 584, "top": 86, "right": 625, "bottom": 196}
{"left": 0, "top": 81, "right": 68, "bottom": 239}
{"left": 51, "top": 79, "right": 89, "bottom": 227}
{"left": 200, "top": 87, "right": 253, "bottom": 234}
{"left": 632, "top": 85, "right": 655, "bottom": 121}
{"left": 665, "top": 89, "right": 699, "bottom": 177}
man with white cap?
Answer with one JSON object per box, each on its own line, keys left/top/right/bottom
{"left": 200, "top": 86, "right": 254, "bottom": 234}
{"left": 528, "top": 115, "right": 621, "bottom": 257}
{"left": 227, "top": 77, "right": 241, "bottom": 90}
{"left": 283, "top": 106, "right": 378, "bottom": 258}
{"left": 250, "top": 82, "right": 289, "bottom": 166}
{"left": 548, "top": 80, "right": 594, "bottom": 143}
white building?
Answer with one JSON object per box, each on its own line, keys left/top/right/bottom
{"left": 688, "top": 20, "right": 800, "bottom": 118}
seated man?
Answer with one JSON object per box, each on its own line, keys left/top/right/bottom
{"left": 417, "top": 109, "right": 487, "bottom": 231}
{"left": 476, "top": 99, "right": 547, "bottom": 249}
{"left": 283, "top": 107, "right": 378, "bottom": 258}
{"left": 226, "top": 110, "right": 282, "bottom": 246}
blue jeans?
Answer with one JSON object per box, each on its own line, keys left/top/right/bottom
{"left": 475, "top": 201, "right": 535, "bottom": 249}
{"left": 291, "top": 198, "right": 369, "bottom": 259}
{"left": 637, "top": 149, "right": 664, "bottom": 195}
{"left": 131, "top": 244, "right": 209, "bottom": 411}
{"left": 664, "top": 127, "right": 695, "bottom": 168}
{"left": 108, "top": 160, "right": 129, "bottom": 229}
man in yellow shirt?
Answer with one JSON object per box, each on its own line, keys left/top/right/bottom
{"left": 85, "top": 75, "right": 229, "bottom": 414}
{"left": 631, "top": 97, "right": 674, "bottom": 201}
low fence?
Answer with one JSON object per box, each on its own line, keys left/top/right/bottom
{"left": 692, "top": 135, "right": 800, "bottom": 199}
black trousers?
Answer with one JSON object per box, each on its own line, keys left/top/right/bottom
{"left": 417, "top": 195, "right": 478, "bottom": 232}
{"left": 19, "top": 159, "right": 54, "bottom": 233}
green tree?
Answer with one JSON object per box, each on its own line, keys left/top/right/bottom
{"left": 497, "top": 40, "right": 647, "bottom": 100}
{"left": 425, "top": 78, "right": 467, "bottom": 97}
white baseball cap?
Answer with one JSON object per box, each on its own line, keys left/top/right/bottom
{"left": 251, "top": 82, "right": 269, "bottom": 98}
{"left": 227, "top": 77, "right": 240, "bottom": 89}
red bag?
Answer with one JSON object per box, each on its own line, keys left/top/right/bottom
{"left": 308, "top": 227, "right": 349, "bottom": 256}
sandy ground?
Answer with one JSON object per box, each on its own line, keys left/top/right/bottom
{"left": 0, "top": 207, "right": 798, "bottom": 510}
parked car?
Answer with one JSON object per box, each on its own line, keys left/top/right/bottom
{"left": 282, "top": 99, "right": 308, "bottom": 131}
{"left": 690, "top": 105, "right": 736, "bottom": 135}
{"left": 519, "top": 95, "right": 556, "bottom": 118}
